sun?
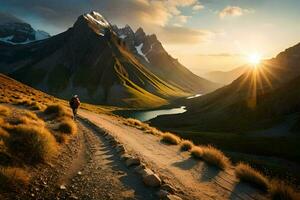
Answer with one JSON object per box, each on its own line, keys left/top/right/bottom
{"left": 247, "top": 53, "right": 262, "bottom": 65}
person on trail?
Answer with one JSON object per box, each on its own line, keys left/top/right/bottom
{"left": 69, "top": 95, "right": 80, "bottom": 120}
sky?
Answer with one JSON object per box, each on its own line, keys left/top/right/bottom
{"left": 0, "top": 0, "right": 300, "bottom": 75}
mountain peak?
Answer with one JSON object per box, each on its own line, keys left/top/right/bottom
{"left": 83, "top": 11, "right": 110, "bottom": 27}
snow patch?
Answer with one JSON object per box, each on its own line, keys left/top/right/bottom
{"left": 35, "top": 30, "right": 50, "bottom": 40}
{"left": 0, "top": 35, "right": 32, "bottom": 44}
{"left": 135, "top": 43, "right": 149, "bottom": 63}
{"left": 85, "top": 12, "right": 110, "bottom": 27}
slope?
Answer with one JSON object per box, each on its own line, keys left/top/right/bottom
{"left": 0, "top": 11, "right": 188, "bottom": 108}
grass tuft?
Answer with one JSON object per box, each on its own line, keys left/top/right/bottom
{"left": 5, "top": 125, "right": 58, "bottom": 164}
{"left": 0, "top": 105, "right": 10, "bottom": 116}
{"left": 191, "top": 146, "right": 203, "bottom": 158}
{"left": 235, "top": 162, "right": 269, "bottom": 191}
{"left": 57, "top": 117, "right": 77, "bottom": 135}
{"left": 44, "top": 104, "right": 71, "bottom": 118}
{"left": 0, "top": 167, "right": 30, "bottom": 191}
{"left": 180, "top": 140, "right": 194, "bottom": 151}
{"left": 201, "top": 145, "right": 230, "bottom": 169}
{"left": 269, "top": 180, "right": 300, "bottom": 200}
{"left": 161, "top": 132, "right": 181, "bottom": 145}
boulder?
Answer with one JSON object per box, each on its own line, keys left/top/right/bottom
{"left": 116, "top": 145, "right": 126, "bottom": 153}
{"left": 140, "top": 168, "right": 154, "bottom": 177}
{"left": 134, "top": 164, "right": 146, "bottom": 173}
{"left": 166, "top": 195, "right": 182, "bottom": 200}
{"left": 120, "top": 153, "right": 131, "bottom": 160}
{"left": 161, "top": 184, "right": 176, "bottom": 194}
{"left": 143, "top": 173, "right": 161, "bottom": 187}
{"left": 125, "top": 157, "right": 140, "bottom": 167}
{"left": 157, "top": 189, "right": 169, "bottom": 199}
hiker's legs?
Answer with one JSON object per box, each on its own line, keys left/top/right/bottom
{"left": 72, "top": 108, "right": 77, "bottom": 119}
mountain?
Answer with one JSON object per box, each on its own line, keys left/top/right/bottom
{"left": 112, "top": 25, "right": 220, "bottom": 93}
{"left": 0, "top": 12, "right": 50, "bottom": 44}
{"left": 151, "top": 42, "right": 300, "bottom": 131}
{"left": 0, "top": 11, "right": 195, "bottom": 108}
{"left": 204, "top": 66, "right": 248, "bottom": 85}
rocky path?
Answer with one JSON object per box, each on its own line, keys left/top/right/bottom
{"left": 15, "top": 119, "right": 156, "bottom": 200}
{"left": 79, "top": 109, "right": 269, "bottom": 200}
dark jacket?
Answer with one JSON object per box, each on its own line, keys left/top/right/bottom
{"left": 69, "top": 97, "right": 80, "bottom": 109}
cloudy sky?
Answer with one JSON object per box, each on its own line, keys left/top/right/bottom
{"left": 1, "top": 0, "right": 300, "bottom": 74}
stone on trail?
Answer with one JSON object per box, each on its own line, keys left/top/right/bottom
{"left": 143, "top": 173, "right": 162, "bottom": 187}
{"left": 166, "top": 195, "right": 182, "bottom": 200}
{"left": 125, "top": 157, "right": 141, "bottom": 167}
{"left": 161, "top": 184, "right": 176, "bottom": 194}
{"left": 157, "top": 189, "right": 169, "bottom": 199}
{"left": 60, "top": 185, "right": 67, "bottom": 190}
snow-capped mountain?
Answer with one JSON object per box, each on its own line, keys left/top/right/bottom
{"left": 0, "top": 14, "right": 50, "bottom": 45}
{"left": 113, "top": 25, "right": 220, "bottom": 93}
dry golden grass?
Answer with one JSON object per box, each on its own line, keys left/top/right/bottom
{"left": 180, "top": 140, "right": 194, "bottom": 151}
{"left": 5, "top": 124, "right": 58, "bottom": 164}
{"left": 126, "top": 118, "right": 142, "bottom": 126}
{"left": 235, "top": 162, "right": 269, "bottom": 191}
{"left": 0, "top": 127, "right": 9, "bottom": 138}
{"left": 0, "top": 167, "right": 30, "bottom": 191}
{"left": 0, "top": 105, "right": 10, "bottom": 116}
{"left": 144, "top": 127, "right": 162, "bottom": 135}
{"left": 201, "top": 145, "right": 230, "bottom": 169}
{"left": 269, "top": 180, "right": 300, "bottom": 200}
{"left": 190, "top": 145, "right": 230, "bottom": 169}
{"left": 161, "top": 132, "right": 181, "bottom": 145}
{"left": 191, "top": 146, "right": 204, "bottom": 158}
{"left": 57, "top": 117, "right": 77, "bottom": 135}
{"left": 44, "top": 104, "right": 71, "bottom": 118}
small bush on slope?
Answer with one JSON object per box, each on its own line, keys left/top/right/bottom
{"left": 44, "top": 104, "right": 71, "bottom": 118}
{"left": 190, "top": 145, "right": 230, "bottom": 169}
{"left": 0, "top": 167, "right": 30, "bottom": 191}
{"left": 180, "top": 140, "right": 194, "bottom": 151}
{"left": 57, "top": 117, "right": 77, "bottom": 135}
{"left": 161, "top": 132, "right": 181, "bottom": 145}
{"left": 191, "top": 146, "right": 203, "bottom": 158}
{"left": 235, "top": 162, "right": 269, "bottom": 191}
{"left": 269, "top": 180, "right": 300, "bottom": 200}
{"left": 126, "top": 118, "right": 142, "bottom": 126}
{"left": 5, "top": 125, "right": 57, "bottom": 164}
{"left": 0, "top": 105, "right": 10, "bottom": 116}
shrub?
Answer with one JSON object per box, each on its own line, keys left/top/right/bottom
{"left": 161, "top": 132, "right": 181, "bottom": 145}
{"left": 0, "top": 105, "right": 10, "bottom": 116}
{"left": 57, "top": 118, "right": 77, "bottom": 135}
{"left": 201, "top": 145, "right": 230, "bottom": 169}
{"left": 30, "top": 102, "right": 44, "bottom": 110}
{"left": 6, "top": 125, "right": 57, "bottom": 164}
{"left": 191, "top": 146, "right": 203, "bottom": 159}
{"left": 180, "top": 140, "right": 194, "bottom": 151}
{"left": 44, "top": 104, "right": 70, "bottom": 118}
{"left": 0, "top": 167, "right": 30, "bottom": 191}
{"left": 269, "top": 180, "right": 299, "bottom": 200}
{"left": 145, "top": 127, "right": 161, "bottom": 135}
{"left": 126, "top": 118, "right": 142, "bottom": 126}
{"left": 235, "top": 162, "right": 269, "bottom": 191}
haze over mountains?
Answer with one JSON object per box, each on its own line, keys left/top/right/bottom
{"left": 0, "top": 11, "right": 219, "bottom": 108}
{"left": 152, "top": 42, "right": 300, "bottom": 132}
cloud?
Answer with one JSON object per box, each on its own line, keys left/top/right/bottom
{"left": 158, "top": 26, "right": 215, "bottom": 44}
{"left": 0, "top": 0, "right": 211, "bottom": 45}
{"left": 192, "top": 3, "right": 204, "bottom": 11}
{"left": 198, "top": 53, "right": 244, "bottom": 57}
{"left": 219, "top": 6, "right": 253, "bottom": 19}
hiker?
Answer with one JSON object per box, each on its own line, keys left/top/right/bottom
{"left": 69, "top": 95, "right": 80, "bottom": 119}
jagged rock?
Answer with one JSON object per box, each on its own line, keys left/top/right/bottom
{"left": 143, "top": 173, "right": 161, "bottom": 187}
{"left": 116, "top": 145, "right": 126, "bottom": 153}
{"left": 140, "top": 168, "right": 154, "bottom": 177}
{"left": 120, "top": 153, "right": 131, "bottom": 160}
{"left": 125, "top": 157, "right": 140, "bottom": 167}
{"left": 157, "top": 189, "right": 169, "bottom": 199}
{"left": 165, "top": 195, "right": 182, "bottom": 200}
{"left": 134, "top": 164, "right": 146, "bottom": 173}
{"left": 161, "top": 184, "right": 176, "bottom": 194}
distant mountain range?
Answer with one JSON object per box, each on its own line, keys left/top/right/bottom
{"left": 0, "top": 12, "right": 50, "bottom": 44}
{"left": 203, "top": 66, "right": 248, "bottom": 85}
{"left": 152, "top": 42, "right": 300, "bottom": 131}
{"left": 0, "top": 11, "right": 219, "bottom": 108}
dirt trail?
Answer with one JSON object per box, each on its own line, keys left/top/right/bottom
{"left": 79, "top": 109, "right": 269, "bottom": 200}
{"left": 16, "top": 119, "right": 156, "bottom": 200}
